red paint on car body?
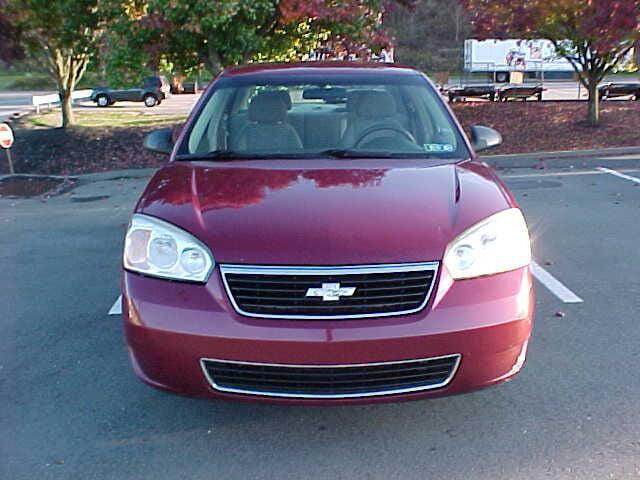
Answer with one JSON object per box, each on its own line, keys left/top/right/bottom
{"left": 122, "top": 63, "right": 534, "bottom": 404}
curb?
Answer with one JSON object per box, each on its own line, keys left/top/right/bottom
{"left": 0, "top": 168, "right": 155, "bottom": 185}
{"left": 482, "top": 146, "right": 640, "bottom": 169}
{"left": 77, "top": 168, "right": 158, "bottom": 182}
{"left": 0, "top": 173, "right": 76, "bottom": 181}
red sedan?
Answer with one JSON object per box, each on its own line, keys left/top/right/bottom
{"left": 122, "top": 63, "right": 534, "bottom": 404}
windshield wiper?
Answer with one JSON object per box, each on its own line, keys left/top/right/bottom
{"left": 176, "top": 150, "right": 313, "bottom": 161}
{"left": 177, "top": 149, "right": 439, "bottom": 161}
{"left": 318, "top": 149, "right": 392, "bottom": 158}
{"left": 318, "top": 149, "right": 437, "bottom": 159}
{"left": 176, "top": 150, "right": 263, "bottom": 161}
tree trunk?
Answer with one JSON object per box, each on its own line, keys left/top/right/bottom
{"left": 47, "top": 48, "right": 88, "bottom": 128}
{"left": 205, "top": 44, "right": 223, "bottom": 76}
{"left": 60, "top": 90, "right": 75, "bottom": 128}
{"left": 587, "top": 82, "right": 600, "bottom": 126}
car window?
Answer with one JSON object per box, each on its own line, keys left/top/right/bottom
{"left": 144, "top": 77, "right": 160, "bottom": 88}
{"left": 181, "top": 76, "right": 469, "bottom": 159}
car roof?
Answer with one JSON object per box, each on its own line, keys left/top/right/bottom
{"left": 220, "top": 62, "right": 422, "bottom": 80}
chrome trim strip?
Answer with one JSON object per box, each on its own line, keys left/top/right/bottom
{"left": 219, "top": 262, "right": 439, "bottom": 320}
{"left": 200, "top": 354, "right": 461, "bottom": 399}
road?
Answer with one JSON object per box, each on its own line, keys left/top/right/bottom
{"left": 74, "top": 94, "right": 200, "bottom": 116}
{"left": 0, "top": 92, "right": 36, "bottom": 122}
{"left": 0, "top": 86, "right": 582, "bottom": 123}
{"left": 1, "top": 74, "right": 637, "bottom": 123}
{"left": 2, "top": 161, "right": 640, "bottom": 479}
{"left": 0, "top": 92, "right": 200, "bottom": 122}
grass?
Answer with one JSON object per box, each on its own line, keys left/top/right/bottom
{"left": 23, "top": 110, "right": 188, "bottom": 129}
{"left": 0, "top": 69, "right": 112, "bottom": 91}
{"left": 0, "top": 71, "right": 55, "bottom": 91}
{"left": 0, "top": 73, "right": 27, "bottom": 90}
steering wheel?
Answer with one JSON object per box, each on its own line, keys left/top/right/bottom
{"left": 353, "top": 125, "right": 416, "bottom": 149}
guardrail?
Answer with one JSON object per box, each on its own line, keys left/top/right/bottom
{"left": 32, "top": 89, "right": 93, "bottom": 113}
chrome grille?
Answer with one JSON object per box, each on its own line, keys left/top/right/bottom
{"left": 220, "top": 263, "right": 439, "bottom": 319}
{"left": 201, "top": 355, "right": 461, "bottom": 399}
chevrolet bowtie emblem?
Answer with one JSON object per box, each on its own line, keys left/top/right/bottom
{"left": 306, "top": 283, "right": 357, "bottom": 301}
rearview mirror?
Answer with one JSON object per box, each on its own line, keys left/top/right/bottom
{"left": 144, "top": 128, "right": 174, "bottom": 155}
{"left": 470, "top": 125, "right": 502, "bottom": 152}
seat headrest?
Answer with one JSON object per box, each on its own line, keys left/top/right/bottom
{"left": 353, "top": 91, "right": 397, "bottom": 119}
{"left": 346, "top": 90, "right": 369, "bottom": 112}
{"left": 272, "top": 90, "right": 292, "bottom": 110}
{"left": 248, "top": 91, "right": 291, "bottom": 123}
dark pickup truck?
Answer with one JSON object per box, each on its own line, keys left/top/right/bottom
{"left": 91, "top": 76, "right": 171, "bottom": 108}
{"left": 598, "top": 82, "right": 640, "bottom": 101}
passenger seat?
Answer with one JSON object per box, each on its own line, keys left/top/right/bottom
{"left": 233, "top": 91, "right": 302, "bottom": 153}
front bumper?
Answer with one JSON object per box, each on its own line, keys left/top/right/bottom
{"left": 122, "top": 265, "right": 534, "bottom": 405}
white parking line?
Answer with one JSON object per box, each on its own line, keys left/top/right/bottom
{"left": 596, "top": 167, "right": 640, "bottom": 184}
{"left": 108, "top": 295, "right": 122, "bottom": 315}
{"left": 502, "top": 168, "right": 640, "bottom": 179}
{"left": 531, "top": 262, "right": 583, "bottom": 303}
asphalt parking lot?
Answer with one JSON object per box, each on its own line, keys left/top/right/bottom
{"left": 2, "top": 163, "right": 640, "bottom": 479}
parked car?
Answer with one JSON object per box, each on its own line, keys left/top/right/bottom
{"left": 598, "top": 82, "right": 640, "bottom": 101}
{"left": 445, "top": 84, "right": 496, "bottom": 102}
{"left": 91, "top": 75, "right": 171, "bottom": 107}
{"left": 122, "top": 63, "right": 534, "bottom": 404}
{"left": 497, "top": 84, "right": 544, "bottom": 102}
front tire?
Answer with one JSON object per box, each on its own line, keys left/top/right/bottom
{"left": 96, "top": 94, "right": 110, "bottom": 108}
{"left": 144, "top": 95, "right": 158, "bottom": 107}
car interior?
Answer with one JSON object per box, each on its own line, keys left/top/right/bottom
{"left": 187, "top": 83, "right": 461, "bottom": 156}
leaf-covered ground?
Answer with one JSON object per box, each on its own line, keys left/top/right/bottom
{"left": 0, "top": 111, "right": 185, "bottom": 176}
{"left": 452, "top": 101, "right": 640, "bottom": 155}
{"left": 0, "top": 124, "right": 174, "bottom": 176}
{"left": 1, "top": 101, "right": 639, "bottom": 176}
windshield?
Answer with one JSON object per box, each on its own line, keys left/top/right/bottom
{"left": 180, "top": 74, "right": 468, "bottom": 160}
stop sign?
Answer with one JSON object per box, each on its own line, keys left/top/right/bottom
{"left": 0, "top": 123, "right": 14, "bottom": 149}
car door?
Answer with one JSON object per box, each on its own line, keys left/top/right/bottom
{"left": 111, "top": 89, "right": 129, "bottom": 101}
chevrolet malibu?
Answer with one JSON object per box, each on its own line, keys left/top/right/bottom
{"left": 122, "top": 63, "right": 534, "bottom": 404}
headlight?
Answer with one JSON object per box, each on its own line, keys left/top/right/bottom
{"left": 443, "top": 208, "right": 531, "bottom": 280}
{"left": 123, "top": 214, "right": 214, "bottom": 283}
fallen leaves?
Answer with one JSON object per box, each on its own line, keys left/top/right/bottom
{"left": 453, "top": 101, "right": 640, "bottom": 155}
{"left": 0, "top": 124, "right": 172, "bottom": 176}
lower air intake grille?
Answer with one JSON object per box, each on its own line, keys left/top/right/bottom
{"left": 201, "top": 355, "right": 461, "bottom": 399}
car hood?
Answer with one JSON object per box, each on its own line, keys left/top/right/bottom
{"left": 136, "top": 159, "right": 514, "bottom": 265}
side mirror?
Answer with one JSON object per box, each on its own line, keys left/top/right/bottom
{"left": 470, "top": 125, "right": 502, "bottom": 152}
{"left": 143, "top": 128, "right": 174, "bottom": 155}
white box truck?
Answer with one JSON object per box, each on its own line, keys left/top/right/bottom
{"left": 464, "top": 39, "right": 575, "bottom": 82}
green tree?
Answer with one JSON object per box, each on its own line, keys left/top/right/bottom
{"left": 6, "top": 0, "right": 114, "bottom": 127}
{"left": 110, "top": 0, "right": 412, "bottom": 79}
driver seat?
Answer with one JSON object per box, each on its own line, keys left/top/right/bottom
{"left": 340, "top": 91, "right": 407, "bottom": 147}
